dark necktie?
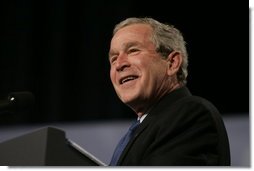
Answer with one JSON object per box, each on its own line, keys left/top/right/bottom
{"left": 110, "top": 119, "right": 140, "bottom": 166}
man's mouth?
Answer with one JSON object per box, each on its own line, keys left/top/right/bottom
{"left": 120, "top": 75, "right": 139, "bottom": 85}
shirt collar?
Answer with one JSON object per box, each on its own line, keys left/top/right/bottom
{"left": 138, "top": 114, "right": 148, "bottom": 123}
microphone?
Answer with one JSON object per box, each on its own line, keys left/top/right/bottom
{"left": 0, "top": 91, "right": 35, "bottom": 113}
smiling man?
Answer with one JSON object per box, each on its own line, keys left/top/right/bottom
{"left": 108, "top": 17, "right": 230, "bottom": 166}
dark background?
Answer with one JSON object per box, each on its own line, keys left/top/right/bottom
{"left": 0, "top": 0, "right": 248, "bottom": 125}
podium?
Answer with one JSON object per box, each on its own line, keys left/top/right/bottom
{"left": 0, "top": 126, "right": 106, "bottom": 166}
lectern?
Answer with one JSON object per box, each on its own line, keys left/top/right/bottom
{"left": 0, "top": 126, "right": 106, "bottom": 166}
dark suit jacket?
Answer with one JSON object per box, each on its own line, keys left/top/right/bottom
{"left": 117, "top": 86, "right": 230, "bottom": 166}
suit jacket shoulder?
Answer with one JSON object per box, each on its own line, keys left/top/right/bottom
{"left": 119, "top": 86, "right": 230, "bottom": 166}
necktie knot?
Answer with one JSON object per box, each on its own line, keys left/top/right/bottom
{"left": 129, "top": 120, "right": 140, "bottom": 131}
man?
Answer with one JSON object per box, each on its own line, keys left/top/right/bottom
{"left": 108, "top": 17, "right": 230, "bottom": 166}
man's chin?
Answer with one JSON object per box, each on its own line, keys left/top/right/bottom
{"left": 118, "top": 91, "right": 140, "bottom": 105}
{"left": 121, "top": 97, "right": 140, "bottom": 108}
{"left": 120, "top": 96, "right": 136, "bottom": 105}
{"left": 121, "top": 98, "right": 134, "bottom": 104}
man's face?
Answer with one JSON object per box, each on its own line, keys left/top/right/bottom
{"left": 109, "top": 24, "right": 170, "bottom": 113}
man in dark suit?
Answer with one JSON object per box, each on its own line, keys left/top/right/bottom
{"left": 108, "top": 17, "right": 230, "bottom": 166}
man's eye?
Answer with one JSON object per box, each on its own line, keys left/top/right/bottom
{"left": 110, "top": 56, "right": 117, "bottom": 64}
{"left": 128, "top": 48, "right": 139, "bottom": 54}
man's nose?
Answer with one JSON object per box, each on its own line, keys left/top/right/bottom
{"left": 115, "top": 54, "right": 130, "bottom": 72}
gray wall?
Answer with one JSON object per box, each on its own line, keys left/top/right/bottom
{"left": 0, "top": 115, "right": 249, "bottom": 166}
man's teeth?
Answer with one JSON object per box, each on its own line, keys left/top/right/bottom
{"left": 121, "top": 76, "right": 137, "bottom": 84}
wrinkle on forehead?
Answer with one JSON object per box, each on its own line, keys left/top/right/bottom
{"left": 109, "top": 24, "right": 154, "bottom": 55}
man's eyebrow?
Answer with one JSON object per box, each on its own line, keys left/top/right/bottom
{"left": 124, "top": 41, "right": 140, "bottom": 50}
{"left": 108, "top": 50, "right": 116, "bottom": 59}
{"left": 108, "top": 41, "right": 141, "bottom": 59}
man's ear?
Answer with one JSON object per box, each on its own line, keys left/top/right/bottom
{"left": 166, "top": 51, "right": 182, "bottom": 76}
